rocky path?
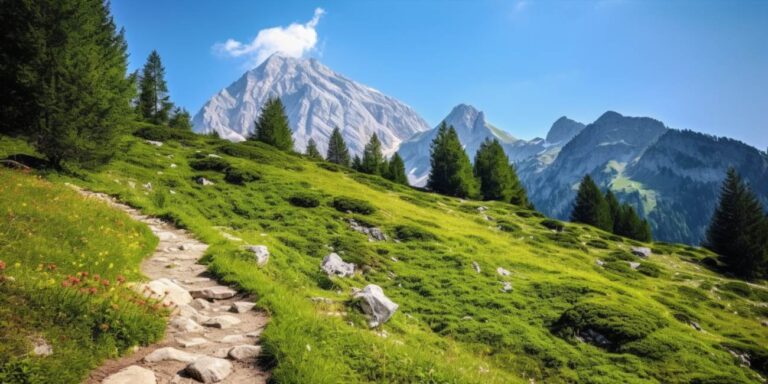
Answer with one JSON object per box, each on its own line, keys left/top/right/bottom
{"left": 76, "top": 189, "right": 269, "bottom": 384}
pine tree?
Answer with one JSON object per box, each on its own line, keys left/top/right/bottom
{"left": 351, "top": 155, "right": 363, "bottom": 171}
{"left": 508, "top": 163, "right": 531, "bottom": 208}
{"left": 386, "top": 152, "right": 409, "bottom": 185}
{"left": 605, "top": 189, "right": 621, "bottom": 232}
{"left": 137, "top": 50, "right": 173, "bottom": 124}
{"left": 427, "top": 122, "right": 478, "bottom": 198}
{"left": 251, "top": 97, "right": 294, "bottom": 151}
{"left": 305, "top": 138, "right": 322, "bottom": 160}
{"left": 473, "top": 138, "right": 529, "bottom": 206}
{"left": 706, "top": 168, "right": 768, "bottom": 278}
{"left": 168, "top": 107, "right": 192, "bottom": 130}
{"left": 361, "top": 133, "right": 385, "bottom": 175}
{"left": 1, "top": 0, "right": 133, "bottom": 168}
{"left": 326, "top": 127, "right": 350, "bottom": 166}
{"left": 570, "top": 174, "right": 612, "bottom": 231}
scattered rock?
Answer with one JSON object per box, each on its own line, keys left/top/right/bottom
{"left": 197, "top": 177, "right": 214, "bottom": 186}
{"left": 191, "top": 298, "right": 211, "bottom": 310}
{"left": 170, "top": 317, "right": 204, "bottom": 333}
{"left": 348, "top": 219, "right": 388, "bottom": 241}
{"left": 102, "top": 365, "right": 157, "bottom": 384}
{"left": 170, "top": 163, "right": 177, "bottom": 168}
{"left": 630, "top": 246, "right": 652, "bottom": 258}
{"left": 207, "top": 154, "right": 222, "bottom": 158}
{"left": 477, "top": 206, "right": 488, "bottom": 212}
{"left": 595, "top": 259, "right": 605, "bottom": 267}
{"left": 204, "top": 315, "right": 242, "bottom": 329}
{"left": 471, "top": 261, "right": 481, "bottom": 273}
{"left": 496, "top": 267, "right": 511, "bottom": 276}
{"left": 728, "top": 349, "right": 751, "bottom": 367}
{"left": 144, "top": 347, "right": 201, "bottom": 364}
{"left": 245, "top": 245, "right": 269, "bottom": 266}
{"left": 578, "top": 328, "right": 612, "bottom": 349}
{"left": 177, "top": 304, "right": 199, "bottom": 318}
{"left": 310, "top": 297, "right": 333, "bottom": 304}
{"left": 230, "top": 301, "right": 256, "bottom": 313}
{"left": 145, "top": 140, "right": 163, "bottom": 147}
{"left": 143, "top": 182, "right": 153, "bottom": 191}
{"left": 177, "top": 337, "right": 209, "bottom": 348}
{"left": 353, "top": 284, "right": 398, "bottom": 327}
{"left": 185, "top": 357, "right": 232, "bottom": 383}
{"left": 220, "top": 334, "right": 250, "bottom": 344}
{"left": 321, "top": 253, "right": 355, "bottom": 278}
{"left": 227, "top": 345, "right": 262, "bottom": 361}
{"left": 31, "top": 337, "right": 52, "bottom": 357}
{"left": 690, "top": 322, "right": 702, "bottom": 332}
{"left": 501, "top": 281, "right": 513, "bottom": 292}
{"left": 628, "top": 262, "right": 641, "bottom": 270}
{"left": 190, "top": 286, "right": 237, "bottom": 300}
{"left": 140, "top": 278, "right": 193, "bottom": 306}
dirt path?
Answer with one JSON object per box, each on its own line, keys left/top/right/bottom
{"left": 76, "top": 189, "right": 269, "bottom": 384}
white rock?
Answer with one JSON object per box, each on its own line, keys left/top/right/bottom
{"left": 207, "top": 154, "right": 222, "bottom": 158}
{"left": 501, "top": 282, "right": 513, "bottom": 292}
{"left": 191, "top": 298, "right": 211, "bottom": 310}
{"left": 170, "top": 317, "right": 204, "bottom": 333}
{"left": 197, "top": 177, "right": 214, "bottom": 186}
{"left": 203, "top": 315, "right": 241, "bottom": 329}
{"left": 177, "top": 304, "right": 199, "bottom": 318}
{"left": 190, "top": 286, "right": 237, "bottom": 300}
{"left": 145, "top": 140, "right": 163, "bottom": 147}
{"left": 185, "top": 357, "right": 232, "bottom": 383}
{"left": 321, "top": 253, "right": 355, "bottom": 278}
{"left": 177, "top": 337, "right": 209, "bottom": 348}
{"left": 595, "top": 259, "right": 605, "bottom": 266}
{"left": 170, "top": 163, "right": 177, "bottom": 168}
{"left": 496, "top": 267, "right": 511, "bottom": 276}
{"left": 630, "top": 246, "right": 652, "bottom": 258}
{"left": 245, "top": 245, "right": 269, "bottom": 266}
{"left": 143, "top": 182, "right": 153, "bottom": 190}
{"left": 102, "top": 365, "right": 156, "bottom": 384}
{"left": 227, "top": 345, "right": 262, "bottom": 361}
{"left": 230, "top": 301, "right": 256, "bottom": 313}
{"left": 140, "top": 278, "right": 192, "bottom": 306}
{"left": 471, "top": 261, "right": 481, "bottom": 273}
{"left": 32, "top": 338, "right": 52, "bottom": 356}
{"left": 220, "top": 334, "right": 250, "bottom": 344}
{"left": 628, "top": 262, "right": 641, "bottom": 270}
{"left": 353, "top": 284, "right": 398, "bottom": 327}
{"left": 144, "top": 347, "right": 201, "bottom": 364}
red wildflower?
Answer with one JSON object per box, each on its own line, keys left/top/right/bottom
{"left": 61, "top": 281, "right": 71, "bottom": 288}
{"left": 0, "top": 260, "right": 6, "bottom": 271}
{"left": 88, "top": 287, "right": 98, "bottom": 295}
{"left": 116, "top": 275, "right": 126, "bottom": 284}
{"left": 101, "top": 279, "right": 110, "bottom": 287}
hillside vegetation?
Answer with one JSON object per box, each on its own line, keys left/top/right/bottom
{"left": 1, "top": 128, "right": 767, "bottom": 383}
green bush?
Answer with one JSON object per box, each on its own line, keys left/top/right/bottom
{"left": 224, "top": 168, "right": 260, "bottom": 185}
{"left": 586, "top": 239, "right": 610, "bottom": 249}
{"left": 289, "top": 193, "right": 321, "bottom": 208}
{"left": 637, "top": 262, "right": 662, "bottom": 277}
{"left": 719, "top": 282, "right": 752, "bottom": 299}
{"left": 133, "top": 124, "right": 196, "bottom": 142}
{"left": 497, "top": 220, "right": 521, "bottom": 233}
{"left": 394, "top": 225, "right": 437, "bottom": 242}
{"left": 540, "top": 219, "right": 565, "bottom": 232}
{"left": 331, "top": 196, "right": 376, "bottom": 215}
{"left": 189, "top": 156, "right": 231, "bottom": 172}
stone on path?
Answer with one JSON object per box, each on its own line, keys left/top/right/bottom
{"left": 102, "top": 365, "right": 156, "bottom": 384}
{"left": 144, "top": 347, "right": 201, "bottom": 364}
{"left": 177, "top": 337, "right": 209, "bottom": 348}
{"left": 191, "top": 298, "right": 211, "bottom": 310}
{"left": 230, "top": 301, "right": 256, "bottom": 313}
{"left": 170, "top": 317, "right": 204, "bottom": 333}
{"left": 353, "top": 284, "right": 398, "bottom": 328}
{"left": 227, "top": 345, "right": 262, "bottom": 361}
{"left": 220, "top": 334, "right": 250, "bottom": 344}
{"left": 185, "top": 357, "right": 232, "bottom": 383}
{"left": 245, "top": 245, "right": 270, "bottom": 266}
{"left": 321, "top": 253, "right": 355, "bottom": 278}
{"left": 140, "top": 278, "right": 193, "bottom": 306}
{"left": 204, "top": 315, "right": 242, "bottom": 329}
{"left": 190, "top": 286, "right": 237, "bottom": 300}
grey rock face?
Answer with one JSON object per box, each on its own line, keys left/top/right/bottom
{"left": 353, "top": 284, "right": 399, "bottom": 327}
{"left": 321, "top": 253, "right": 355, "bottom": 278}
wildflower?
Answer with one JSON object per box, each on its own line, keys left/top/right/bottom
{"left": 47, "top": 263, "right": 57, "bottom": 271}
{"left": 116, "top": 275, "right": 126, "bottom": 284}
{"left": 101, "top": 279, "right": 110, "bottom": 287}
{"left": 92, "top": 274, "right": 101, "bottom": 281}
{"left": 61, "top": 281, "right": 71, "bottom": 288}
{"left": 99, "top": 323, "right": 110, "bottom": 332}
{"left": 0, "top": 260, "right": 5, "bottom": 271}
{"left": 88, "top": 287, "right": 98, "bottom": 295}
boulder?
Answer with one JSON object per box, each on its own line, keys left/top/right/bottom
{"left": 630, "top": 246, "right": 652, "bottom": 258}
{"left": 144, "top": 347, "right": 201, "bottom": 364}
{"left": 321, "top": 253, "right": 355, "bottom": 278}
{"left": 471, "top": 261, "right": 481, "bottom": 273}
{"left": 190, "top": 286, "right": 237, "bottom": 300}
{"left": 145, "top": 140, "right": 163, "bottom": 147}
{"left": 628, "top": 262, "right": 640, "bottom": 270}
{"left": 595, "top": 259, "right": 605, "bottom": 267}
{"left": 230, "top": 301, "right": 256, "bottom": 313}
{"left": 102, "top": 365, "right": 156, "bottom": 384}
{"left": 227, "top": 345, "right": 262, "bottom": 361}
{"left": 177, "top": 337, "right": 209, "bottom": 348}
{"left": 353, "top": 284, "right": 398, "bottom": 327}
{"left": 578, "top": 328, "right": 612, "bottom": 349}
{"left": 220, "top": 334, "right": 250, "bottom": 344}
{"left": 170, "top": 317, "right": 204, "bottom": 333}
{"left": 140, "top": 278, "right": 192, "bottom": 306}
{"left": 496, "top": 267, "right": 511, "bottom": 276}
{"left": 501, "top": 282, "right": 513, "bottom": 292}
{"left": 191, "top": 298, "right": 212, "bottom": 310}
{"left": 245, "top": 245, "right": 269, "bottom": 266}
{"left": 348, "top": 219, "right": 387, "bottom": 241}
{"left": 203, "top": 315, "right": 241, "bottom": 329}
{"left": 185, "top": 357, "right": 232, "bottom": 383}
{"left": 197, "top": 177, "right": 214, "bottom": 186}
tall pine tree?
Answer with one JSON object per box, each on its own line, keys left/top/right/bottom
{"left": 305, "top": 138, "right": 322, "bottom": 160}
{"left": 427, "top": 122, "right": 478, "bottom": 198}
{"left": 168, "top": 107, "right": 192, "bottom": 130}
{"left": 326, "top": 127, "right": 350, "bottom": 166}
{"left": 361, "top": 133, "right": 385, "bottom": 175}
{"left": 137, "top": 50, "right": 173, "bottom": 124}
{"left": 473, "top": 138, "right": 530, "bottom": 206}
{"left": 1, "top": 0, "right": 133, "bottom": 168}
{"left": 386, "top": 152, "right": 409, "bottom": 185}
{"left": 706, "top": 168, "right": 768, "bottom": 278}
{"left": 570, "top": 174, "right": 612, "bottom": 231}
{"left": 605, "top": 189, "right": 621, "bottom": 232}
{"left": 251, "top": 97, "right": 294, "bottom": 151}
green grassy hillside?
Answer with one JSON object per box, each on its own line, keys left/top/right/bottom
{"left": 2, "top": 128, "right": 767, "bottom": 383}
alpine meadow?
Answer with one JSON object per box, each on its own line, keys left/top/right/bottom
{"left": 1, "top": 1, "right": 767, "bottom": 384}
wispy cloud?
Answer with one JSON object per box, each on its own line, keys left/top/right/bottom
{"left": 213, "top": 8, "right": 325, "bottom": 67}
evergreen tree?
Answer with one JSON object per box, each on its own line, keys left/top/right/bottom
{"left": 251, "top": 97, "right": 294, "bottom": 151}
{"left": 168, "top": 107, "right": 192, "bottom": 130}
{"left": 137, "top": 50, "right": 173, "bottom": 124}
{"left": 614, "top": 204, "right": 652, "bottom": 241}
{"left": 570, "top": 175, "right": 612, "bottom": 231}
{"left": 305, "top": 138, "right": 322, "bottom": 160}
{"left": 0, "top": 0, "right": 132, "bottom": 168}
{"left": 361, "top": 133, "right": 385, "bottom": 175}
{"left": 508, "top": 163, "right": 531, "bottom": 208}
{"left": 351, "top": 155, "right": 363, "bottom": 171}
{"left": 472, "top": 138, "right": 529, "bottom": 206}
{"left": 326, "top": 127, "right": 350, "bottom": 166}
{"left": 386, "top": 152, "right": 409, "bottom": 185}
{"left": 605, "top": 189, "right": 621, "bottom": 232}
{"left": 706, "top": 168, "right": 768, "bottom": 278}
{"left": 427, "top": 122, "right": 478, "bottom": 198}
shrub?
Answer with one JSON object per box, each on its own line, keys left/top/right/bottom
{"left": 224, "top": 168, "right": 260, "bottom": 185}
{"left": 540, "top": 219, "right": 565, "bottom": 232}
{"left": 289, "top": 193, "right": 321, "bottom": 208}
{"left": 189, "top": 157, "right": 230, "bottom": 172}
{"left": 331, "top": 196, "right": 376, "bottom": 215}
{"left": 497, "top": 220, "right": 521, "bottom": 233}
{"left": 586, "top": 239, "right": 609, "bottom": 249}
{"left": 134, "top": 124, "right": 195, "bottom": 142}
{"left": 637, "top": 263, "right": 662, "bottom": 277}
{"left": 394, "top": 225, "right": 437, "bottom": 242}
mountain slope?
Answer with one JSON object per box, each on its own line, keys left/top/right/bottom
{"left": 192, "top": 54, "right": 430, "bottom": 155}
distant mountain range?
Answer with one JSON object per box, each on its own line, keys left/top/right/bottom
{"left": 193, "top": 56, "right": 768, "bottom": 245}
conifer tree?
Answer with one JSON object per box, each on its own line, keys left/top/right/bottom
{"left": 605, "top": 189, "right": 621, "bottom": 232}
{"left": 427, "top": 122, "right": 478, "bottom": 198}
{"left": 706, "top": 168, "right": 768, "bottom": 278}
{"left": 168, "top": 107, "right": 192, "bottom": 130}
{"left": 361, "top": 133, "right": 385, "bottom": 175}
{"left": 386, "top": 152, "right": 409, "bottom": 185}
{"left": 305, "top": 138, "right": 322, "bottom": 160}
{"left": 351, "top": 155, "right": 363, "bottom": 171}
{"left": 326, "top": 127, "right": 350, "bottom": 166}
{"left": 508, "top": 163, "right": 531, "bottom": 208}
{"left": 473, "top": 138, "right": 529, "bottom": 206}
{"left": 137, "top": 50, "right": 173, "bottom": 124}
{"left": 1, "top": 0, "right": 133, "bottom": 168}
{"left": 570, "top": 174, "right": 612, "bottom": 231}
{"left": 251, "top": 97, "right": 294, "bottom": 151}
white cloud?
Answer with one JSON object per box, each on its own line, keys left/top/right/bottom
{"left": 214, "top": 8, "right": 325, "bottom": 67}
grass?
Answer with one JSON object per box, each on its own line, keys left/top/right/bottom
{"left": 0, "top": 169, "right": 166, "bottom": 383}
{"left": 1, "top": 127, "right": 767, "bottom": 384}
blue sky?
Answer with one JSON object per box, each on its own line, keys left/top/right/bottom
{"left": 112, "top": 0, "right": 768, "bottom": 149}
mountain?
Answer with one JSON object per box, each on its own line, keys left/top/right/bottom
{"left": 192, "top": 54, "right": 430, "bottom": 155}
